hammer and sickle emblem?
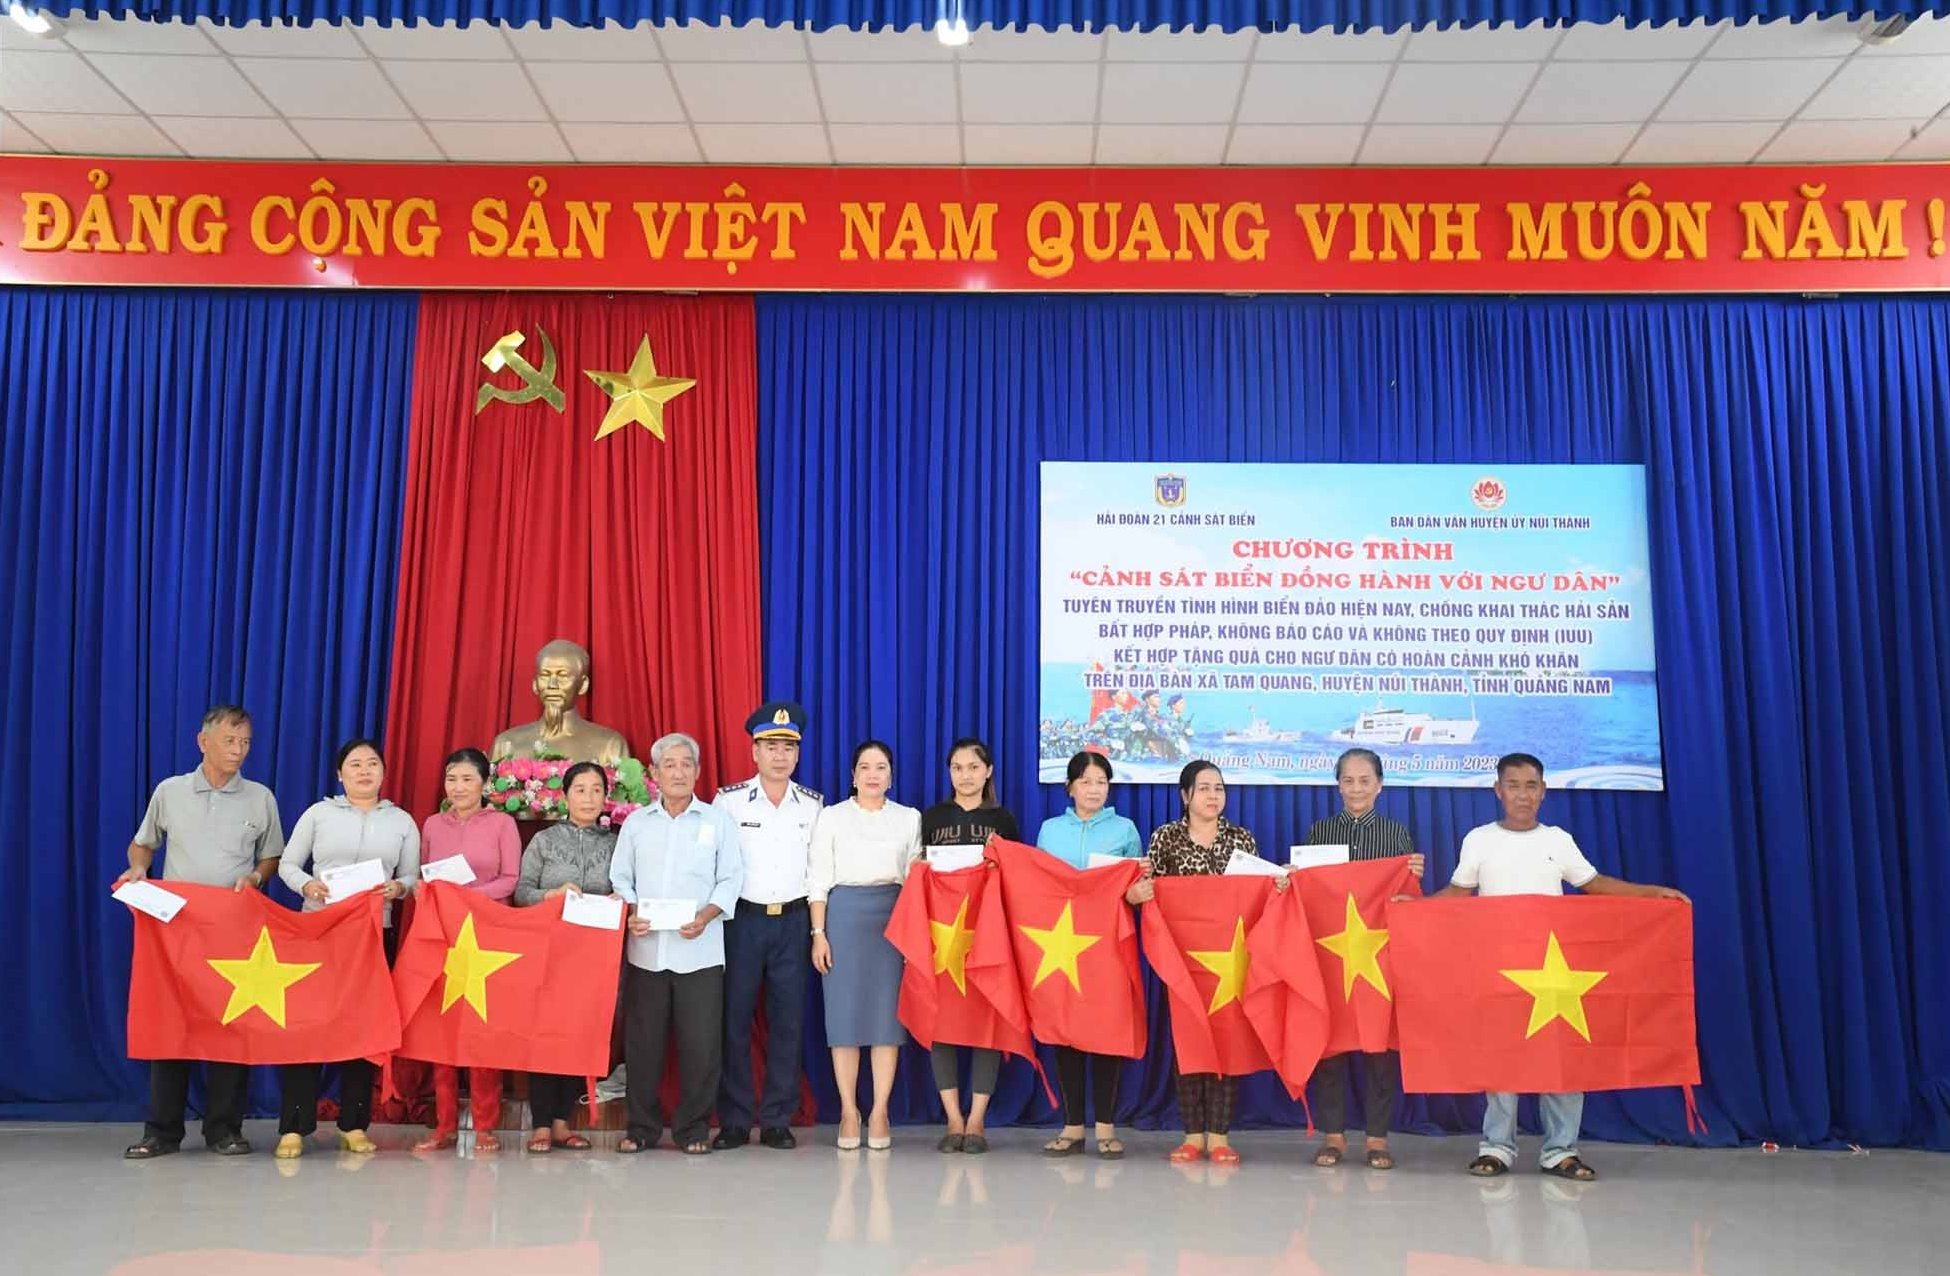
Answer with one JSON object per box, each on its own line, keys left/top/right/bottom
{"left": 474, "top": 328, "right": 566, "bottom": 415}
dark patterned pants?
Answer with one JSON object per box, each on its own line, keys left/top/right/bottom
{"left": 1175, "top": 1071, "right": 1238, "bottom": 1136}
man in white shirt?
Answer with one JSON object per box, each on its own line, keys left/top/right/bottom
{"left": 1436, "top": 752, "right": 1687, "bottom": 1181}
{"left": 711, "top": 701, "right": 822, "bottom": 1151}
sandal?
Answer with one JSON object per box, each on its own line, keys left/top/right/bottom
{"left": 682, "top": 1140, "right": 711, "bottom": 1155}
{"left": 554, "top": 1134, "right": 592, "bottom": 1150}
{"left": 527, "top": 1131, "right": 553, "bottom": 1153}
{"left": 1168, "top": 1142, "right": 1205, "bottom": 1164}
{"left": 1313, "top": 1143, "right": 1345, "bottom": 1167}
{"left": 473, "top": 1132, "right": 501, "bottom": 1153}
{"left": 412, "top": 1131, "right": 458, "bottom": 1153}
{"left": 617, "top": 1135, "right": 649, "bottom": 1154}
{"left": 1097, "top": 1138, "right": 1125, "bottom": 1160}
{"left": 124, "top": 1137, "right": 178, "bottom": 1161}
{"left": 1208, "top": 1145, "right": 1242, "bottom": 1167}
{"left": 1043, "top": 1135, "right": 1086, "bottom": 1158}
{"left": 1366, "top": 1147, "right": 1396, "bottom": 1171}
{"left": 1543, "top": 1156, "right": 1597, "bottom": 1181}
{"left": 1468, "top": 1155, "right": 1509, "bottom": 1177}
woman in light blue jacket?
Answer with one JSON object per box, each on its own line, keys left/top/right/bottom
{"left": 1033, "top": 751, "right": 1144, "bottom": 1159}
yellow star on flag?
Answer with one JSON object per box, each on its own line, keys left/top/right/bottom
{"left": 930, "top": 897, "right": 978, "bottom": 996}
{"left": 1019, "top": 901, "right": 1104, "bottom": 994}
{"left": 440, "top": 913, "right": 523, "bottom": 1021}
{"left": 1315, "top": 893, "right": 1392, "bottom": 1001}
{"left": 206, "top": 926, "right": 321, "bottom": 1028}
{"left": 1500, "top": 932, "right": 1609, "bottom": 1041}
{"left": 583, "top": 336, "right": 697, "bottom": 441}
{"left": 1188, "top": 918, "right": 1252, "bottom": 1015}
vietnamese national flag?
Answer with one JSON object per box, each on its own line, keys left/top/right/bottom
{"left": 990, "top": 838, "right": 1147, "bottom": 1058}
{"left": 1143, "top": 876, "right": 1325, "bottom": 1092}
{"left": 885, "top": 862, "right": 1036, "bottom": 1066}
{"left": 393, "top": 881, "right": 624, "bottom": 1076}
{"left": 1292, "top": 857, "right": 1417, "bottom": 1055}
{"left": 125, "top": 885, "right": 398, "bottom": 1065}
{"left": 1392, "top": 896, "right": 1700, "bottom": 1094}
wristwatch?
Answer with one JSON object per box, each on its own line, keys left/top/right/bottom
{"left": 810, "top": 927, "right": 825, "bottom": 936}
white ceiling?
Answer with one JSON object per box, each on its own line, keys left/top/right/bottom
{"left": 4, "top": 14, "right": 1950, "bottom": 165}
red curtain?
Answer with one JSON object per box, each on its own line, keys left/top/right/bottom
{"left": 383, "top": 292, "right": 762, "bottom": 818}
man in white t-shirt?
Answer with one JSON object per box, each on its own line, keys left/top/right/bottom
{"left": 1435, "top": 752, "right": 1687, "bottom": 1182}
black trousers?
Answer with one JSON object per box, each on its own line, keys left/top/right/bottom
{"left": 144, "top": 1060, "right": 249, "bottom": 1147}
{"left": 278, "top": 1059, "right": 374, "bottom": 1135}
{"left": 1054, "top": 1047, "right": 1122, "bottom": 1126}
{"left": 529, "top": 1073, "right": 582, "bottom": 1129}
{"left": 719, "top": 907, "right": 810, "bottom": 1129}
{"left": 930, "top": 1045, "right": 1000, "bottom": 1097}
{"left": 624, "top": 965, "right": 724, "bottom": 1146}
{"left": 1312, "top": 1050, "right": 1402, "bottom": 1137}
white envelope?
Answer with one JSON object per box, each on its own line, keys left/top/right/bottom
{"left": 562, "top": 892, "right": 624, "bottom": 931}
{"left": 638, "top": 897, "right": 698, "bottom": 931}
{"left": 1290, "top": 844, "right": 1352, "bottom": 872}
{"left": 1086, "top": 853, "right": 1131, "bottom": 870}
{"left": 925, "top": 845, "right": 984, "bottom": 873}
{"left": 1224, "top": 850, "right": 1288, "bottom": 878}
{"left": 420, "top": 856, "right": 476, "bottom": 885}
{"left": 114, "top": 880, "right": 187, "bottom": 923}
{"left": 320, "top": 858, "right": 386, "bottom": 903}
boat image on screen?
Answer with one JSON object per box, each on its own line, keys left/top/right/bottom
{"left": 1328, "top": 697, "right": 1481, "bottom": 746}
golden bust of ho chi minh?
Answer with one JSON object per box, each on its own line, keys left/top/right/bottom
{"left": 490, "top": 639, "right": 630, "bottom": 764}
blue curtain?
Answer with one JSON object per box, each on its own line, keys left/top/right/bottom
{"left": 757, "top": 294, "right": 1950, "bottom": 1150}
{"left": 0, "top": 287, "right": 418, "bottom": 1120}
{"left": 38, "top": 1, "right": 1950, "bottom": 37}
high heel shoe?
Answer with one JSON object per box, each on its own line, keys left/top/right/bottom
{"left": 836, "top": 1113, "right": 863, "bottom": 1150}
{"left": 866, "top": 1115, "right": 892, "bottom": 1151}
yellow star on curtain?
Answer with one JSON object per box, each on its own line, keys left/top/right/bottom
{"left": 583, "top": 336, "right": 697, "bottom": 441}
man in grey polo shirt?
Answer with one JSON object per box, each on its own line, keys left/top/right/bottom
{"left": 115, "top": 704, "right": 285, "bottom": 1160}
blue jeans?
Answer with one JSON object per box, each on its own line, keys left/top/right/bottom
{"left": 1481, "top": 1091, "right": 1584, "bottom": 1168}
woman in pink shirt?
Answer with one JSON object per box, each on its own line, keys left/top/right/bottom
{"left": 412, "top": 747, "right": 521, "bottom": 1153}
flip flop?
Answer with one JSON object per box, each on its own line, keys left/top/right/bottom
{"left": 1208, "top": 1146, "right": 1242, "bottom": 1167}
{"left": 1543, "top": 1156, "right": 1597, "bottom": 1181}
{"left": 1366, "top": 1148, "right": 1396, "bottom": 1171}
{"left": 1313, "top": 1144, "right": 1346, "bottom": 1167}
{"left": 1044, "top": 1136, "right": 1086, "bottom": 1157}
{"left": 1468, "top": 1155, "right": 1509, "bottom": 1177}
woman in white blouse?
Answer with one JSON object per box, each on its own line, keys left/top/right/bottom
{"left": 809, "top": 740, "right": 921, "bottom": 1151}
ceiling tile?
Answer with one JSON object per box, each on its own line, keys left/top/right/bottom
{"left": 1403, "top": 22, "right": 1561, "bottom": 63}
{"left": 1359, "top": 124, "right": 1503, "bottom": 164}
{"left": 1760, "top": 118, "right": 1924, "bottom": 161}
{"left": 1896, "top": 116, "right": 1950, "bottom": 158}
{"left": 234, "top": 58, "right": 413, "bottom": 121}
{"left": 505, "top": 21, "right": 665, "bottom": 61}
{"left": 692, "top": 122, "right": 832, "bottom": 163}
{"left": 1704, "top": 15, "right": 1863, "bottom": 59}
{"left": 152, "top": 115, "right": 311, "bottom": 159}
{"left": 1236, "top": 62, "right": 1390, "bottom": 124}
{"left": 654, "top": 19, "right": 807, "bottom": 62}
{"left": 959, "top": 27, "right": 1105, "bottom": 62}
{"left": 60, "top": 16, "right": 219, "bottom": 56}
{"left": 1492, "top": 122, "right": 1641, "bottom": 164}
{"left": 354, "top": 20, "right": 514, "bottom": 61}
{"left": 1860, "top": 15, "right": 1950, "bottom": 57}
{"left": 1801, "top": 57, "right": 1950, "bottom": 119}
{"left": 7, "top": 110, "right": 179, "bottom": 155}
{"left": 1624, "top": 121, "right": 1776, "bottom": 162}
{"left": 199, "top": 18, "right": 365, "bottom": 58}
{"left": 1516, "top": 61, "right": 1690, "bottom": 125}
{"left": 560, "top": 122, "right": 702, "bottom": 162}
{"left": 1376, "top": 62, "right": 1534, "bottom": 124}
{"left": 815, "top": 62, "right": 958, "bottom": 124}
{"left": 1105, "top": 29, "right": 1254, "bottom": 62}
{"left": 0, "top": 50, "right": 134, "bottom": 114}
{"left": 1553, "top": 18, "right": 1723, "bottom": 61}
{"left": 1098, "top": 62, "right": 1244, "bottom": 124}
{"left": 670, "top": 61, "right": 819, "bottom": 122}
{"left": 1253, "top": 29, "right": 1406, "bottom": 62}
{"left": 961, "top": 123, "right": 1094, "bottom": 163}
{"left": 1225, "top": 124, "right": 1364, "bottom": 164}
{"left": 1, "top": 111, "right": 51, "bottom": 151}
{"left": 805, "top": 28, "right": 954, "bottom": 62}
{"left": 424, "top": 120, "right": 569, "bottom": 161}
{"left": 87, "top": 53, "right": 274, "bottom": 117}
{"left": 827, "top": 123, "right": 961, "bottom": 164}
{"left": 385, "top": 60, "right": 548, "bottom": 122}
{"left": 528, "top": 61, "right": 685, "bottom": 123}
{"left": 1095, "top": 123, "right": 1229, "bottom": 163}
{"left": 959, "top": 63, "right": 1099, "bottom": 124}
{"left": 1659, "top": 59, "right": 1840, "bottom": 121}
{"left": 289, "top": 118, "right": 446, "bottom": 160}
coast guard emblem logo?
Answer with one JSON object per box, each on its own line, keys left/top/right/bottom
{"left": 1471, "top": 476, "right": 1507, "bottom": 511}
{"left": 1155, "top": 473, "right": 1187, "bottom": 507}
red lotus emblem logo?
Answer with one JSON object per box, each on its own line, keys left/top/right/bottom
{"left": 1471, "top": 476, "right": 1507, "bottom": 511}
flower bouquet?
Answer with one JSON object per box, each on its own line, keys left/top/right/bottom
{"left": 486, "top": 754, "right": 655, "bottom": 826}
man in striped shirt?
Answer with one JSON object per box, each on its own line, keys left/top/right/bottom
{"left": 1301, "top": 747, "right": 1424, "bottom": 1171}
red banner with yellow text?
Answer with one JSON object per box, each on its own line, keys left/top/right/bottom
{"left": 4, "top": 157, "right": 1946, "bottom": 294}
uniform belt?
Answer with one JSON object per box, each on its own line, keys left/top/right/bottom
{"left": 745, "top": 897, "right": 809, "bottom": 917}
